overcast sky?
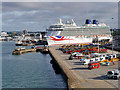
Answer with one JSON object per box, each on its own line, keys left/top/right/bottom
{"left": 2, "top": 2, "right": 118, "bottom": 32}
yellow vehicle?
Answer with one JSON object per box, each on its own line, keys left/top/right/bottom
{"left": 100, "top": 54, "right": 119, "bottom": 63}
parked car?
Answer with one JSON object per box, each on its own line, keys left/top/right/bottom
{"left": 101, "top": 62, "right": 110, "bottom": 66}
{"left": 107, "top": 70, "right": 114, "bottom": 79}
{"left": 88, "top": 61, "right": 100, "bottom": 69}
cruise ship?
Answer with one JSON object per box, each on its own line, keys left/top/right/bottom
{"left": 46, "top": 19, "right": 112, "bottom": 46}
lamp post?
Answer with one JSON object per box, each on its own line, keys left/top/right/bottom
{"left": 111, "top": 18, "right": 114, "bottom": 64}
{"left": 112, "top": 29, "right": 113, "bottom": 61}
{"left": 97, "top": 28, "right": 99, "bottom": 62}
{"left": 82, "top": 28, "right": 83, "bottom": 48}
{"left": 117, "top": 28, "right": 119, "bottom": 47}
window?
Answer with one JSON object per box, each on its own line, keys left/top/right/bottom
{"left": 105, "top": 57, "right": 108, "bottom": 59}
{"left": 100, "top": 58, "right": 103, "bottom": 61}
{"left": 113, "top": 55, "right": 115, "bottom": 58}
{"left": 107, "top": 71, "right": 113, "bottom": 74}
{"left": 114, "top": 73, "right": 119, "bottom": 75}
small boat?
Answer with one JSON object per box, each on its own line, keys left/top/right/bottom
{"left": 40, "top": 46, "right": 49, "bottom": 54}
{"left": 14, "top": 47, "right": 26, "bottom": 51}
{"left": 12, "top": 47, "right": 26, "bottom": 55}
{"left": 40, "top": 48, "right": 49, "bottom": 54}
{"left": 15, "top": 40, "right": 22, "bottom": 46}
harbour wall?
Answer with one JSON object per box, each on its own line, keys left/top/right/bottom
{"left": 49, "top": 49, "right": 68, "bottom": 88}
{"left": 48, "top": 46, "right": 87, "bottom": 88}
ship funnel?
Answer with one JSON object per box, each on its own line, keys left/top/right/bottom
{"left": 71, "top": 19, "right": 77, "bottom": 26}
{"left": 58, "top": 18, "right": 63, "bottom": 25}
{"left": 85, "top": 19, "right": 92, "bottom": 24}
{"left": 93, "top": 20, "right": 99, "bottom": 24}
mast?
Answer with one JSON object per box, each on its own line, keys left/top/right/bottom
{"left": 71, "top": 19, "right": 77, "bottom": 26}
{"left": 58, "top": 18, "right": 63, "bottom": 25}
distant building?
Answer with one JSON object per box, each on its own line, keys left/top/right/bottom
{"left": 30, "top": 33, "right": 35, "bottom": 40}
{"left": 24, "top": 34, "right": 31, "bottom": 40}
{"left": 0, "top": 32, "right": 8, "bottom": 41}
{"left": 1, "top": 32, "right": 8, "bottom": 37}
{"left": 23, "top": 29, "right": 28, "bottom": 35}
{"left": 23, "top": 33, "right": 42, "bottom": 40}
{"left": 36, "top": 33, "right": 42, "bottom": 40}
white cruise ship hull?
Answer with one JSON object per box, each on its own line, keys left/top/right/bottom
{"left": 46, "top": 19, "right": 112, "bottom": 46}
{"left": 46, "top": 36, "right": 93, "bottom": 46}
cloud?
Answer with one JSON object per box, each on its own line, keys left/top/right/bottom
{"left": 3, "top": 10, "right": 39, "bottom": 17}
{"left": 2, "top": 0, "right": 120, "bottom": 2}
{"left": 2, "top": 2, "right": 118, "bottom": 31}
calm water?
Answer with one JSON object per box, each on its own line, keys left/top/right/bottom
{"left": 2, "top": 41, "right": 67, "bottom": 88}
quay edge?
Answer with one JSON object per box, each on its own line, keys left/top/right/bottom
{"left": 48, "top": 47, "right": 88, "bottom": 88}
{"left": 49, "top": 47, "right": 82, "bottom": 89}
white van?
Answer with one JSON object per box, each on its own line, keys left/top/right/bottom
{"left": 113, "top": 70, "right": 120, "bottom": 79}
{"left": 107, "top": 70, "right": 120, "bottom": 79}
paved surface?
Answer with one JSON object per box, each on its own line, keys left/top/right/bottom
{"left": 49, "top": 46, "right": 119, "bottom": 88}
{"left": 107, "top": 49, "right": 119, "bottom": 54}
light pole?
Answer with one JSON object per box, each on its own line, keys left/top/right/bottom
{"left": 82, "top": 28, "right": 83, "bottom": 48}
{"left": 98, "top": 27, "right": 99, "bottom": 54}
{"left": 111, "top": 18, "right": 114, "bottom": 64}
{"left": 112, "top": 30, "right": 113, "bottom": 53}
{"left": 117, "top": 28, "right": 119, "bottom": 47}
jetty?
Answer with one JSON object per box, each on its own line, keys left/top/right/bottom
{"left": 12, "top": 47, "right": 48, "bottom": 55}
{"left": 12, "top": 48, "right": 37, "bottom": 55}
{"left": 49, "top": 46, "right": 119, "bottom": 88}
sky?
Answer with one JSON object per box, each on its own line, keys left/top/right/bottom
{"left": 118, "top": 2, "right": 120, "bottom": 29}
{"left": 2, "top": 2, "right": 118, "bottom": 32}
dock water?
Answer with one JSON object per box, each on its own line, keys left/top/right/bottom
{"left": 49, "top": 46, "right": 118, "bottom": 88}
{"left": 2, "top": 41, "right": 67, "bottom": 88}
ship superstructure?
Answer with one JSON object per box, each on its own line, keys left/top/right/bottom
{"left": 46, "top": 19, "right": 112, "bottom": 46}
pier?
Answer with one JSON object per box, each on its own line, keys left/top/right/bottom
{"left": 49, "top": 46, "right": 119, "bottom": 88}
{"left": 12, "top": 47, "right": 48, "bottom": 55}
{"left": 12, "top": 48, "right": 37, "bottom": 55}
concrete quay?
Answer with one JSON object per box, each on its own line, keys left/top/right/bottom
{"left": 49, "top": 46, "right": 119, "bottom": 89}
